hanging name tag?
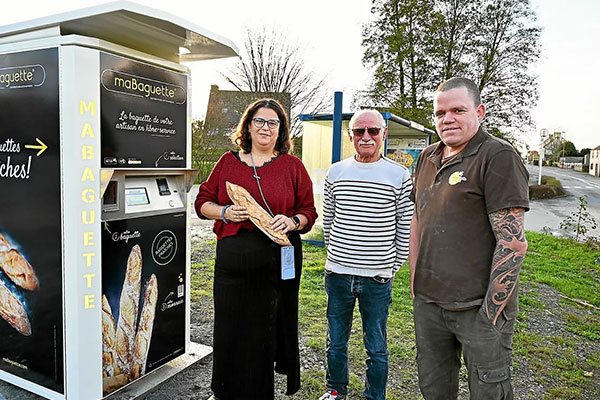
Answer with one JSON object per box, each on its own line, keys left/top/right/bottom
{"left": 281, "top": 246, "right": 295, "bottom": 280}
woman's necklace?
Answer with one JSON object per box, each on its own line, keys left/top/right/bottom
{"left": 249, "top": 152, "right": 275, "bottom": 216}
{"left": 249, "top": 151, "right": 276, "bottom": 166}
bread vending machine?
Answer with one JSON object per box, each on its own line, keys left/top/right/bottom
{"left": 0, "top": 2, "right": 237, "bottom": 399}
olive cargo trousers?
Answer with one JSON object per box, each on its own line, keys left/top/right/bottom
{"left": 413, "top": 297, "right": 515, "bottom": 400}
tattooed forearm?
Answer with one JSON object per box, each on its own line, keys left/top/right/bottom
{"left": 484, "top": 207, "right": 527, "bottom": 325}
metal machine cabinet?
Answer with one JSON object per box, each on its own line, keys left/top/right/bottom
{"left": 0, "top": 2, "right": 237, "bottom": 399}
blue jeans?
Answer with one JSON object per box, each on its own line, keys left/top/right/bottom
{"left": 325, "top": 271, "right": 393, "bottom": 400}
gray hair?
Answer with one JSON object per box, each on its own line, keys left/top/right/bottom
{"left": 349, "top": 109, "right": 386, "bottom": 129}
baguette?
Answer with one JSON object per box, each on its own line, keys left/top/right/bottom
{"left": 102, "top": 294, "right": 117, "bottom": 378}
{"left": 0, "top": 233, "right": 9, "bottom": 252}
{"left": 0, "top": 232, "right": 39, "bottom": 291}
{"left": 114, "top": 244, "right": 142, "bottom": 378}
{"left": 0, "top": 280, "right": 31, "bottom": 336}
{"left": 102, "top": 374, "right": 129, "bottom": 395}
{"left": 131, "top": 274, "right": 158, "bottom": 379}
{"left": 0, "top": 249, "right": 39, "bottom": 291}
{"left": 225, "top": 181, "right": 292, "bottom": 246}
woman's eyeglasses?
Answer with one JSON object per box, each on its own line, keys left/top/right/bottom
{"left": 252, "top": 118, "right": 280, "bottom": 129}
{"left": 351, "top": 127, "right": 382, "bottom": 136}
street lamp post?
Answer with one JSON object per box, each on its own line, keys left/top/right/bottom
{"left": 561, "top": 139, "right": 566, "bottom": 168}
{"left": 538, "top": 128, "right": 549, "bottom": 185}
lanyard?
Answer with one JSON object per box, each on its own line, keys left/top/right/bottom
{"left": 249, "top": 153, "right": 274, "bottom": 217}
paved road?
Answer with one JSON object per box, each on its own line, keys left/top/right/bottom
{"left": 526, "top": 164, "right": 600, "bottom": 237}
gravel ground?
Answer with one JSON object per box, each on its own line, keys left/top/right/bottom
{"left": 2, "top": 218, "right": 598, "bottom": 399}
{"left": 147, "top": 219, "right": 600, "bottom": 400}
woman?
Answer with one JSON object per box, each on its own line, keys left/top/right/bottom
{"left": 195, "top": 98, "right": 317, "bottom": 400}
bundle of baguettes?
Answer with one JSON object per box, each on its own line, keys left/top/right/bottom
{"left": 103, "top": 245, "right": 159, "bottom": 394}
{"left": 225, "top": 181, "right": 292, "bottom": 246}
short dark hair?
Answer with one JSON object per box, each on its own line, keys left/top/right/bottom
{"left": 231, "top": 98, "right": 292, "bottom": 154}
{"left": 437, "top": 77, "right": 481, "bottom": 107}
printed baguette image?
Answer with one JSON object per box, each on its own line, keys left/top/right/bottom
{"left": 114, "top": 244, "right": 142, "bottom": 378}
{"left": 103, "top": 246, "right": 159, "bottom": 395}
{"left": 0, "top": 231, "right": 38, "bottom": 336}
{"left": 226, "top": 181, "right": 292, "bottom": 246}
{"left": 102, "top": 294, "right": 117, "bottom": 378}
{"left": 0, "top": 280, "right": 31, "bottom": 336}
{"left": 0, "top": 232, "right": 39, "bottom": 291}
{"left": 131, "top": 273, "right": 158, "bottom": 380}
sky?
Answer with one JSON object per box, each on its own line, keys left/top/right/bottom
{"left": 0, "top": 0, "right": 598, "bottom": 152}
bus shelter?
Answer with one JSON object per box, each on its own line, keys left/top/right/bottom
{"left": 299, "top": 111, "right": 434, "bottom": 224}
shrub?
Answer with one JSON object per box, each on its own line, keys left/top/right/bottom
{"left": 529, "top": 185, "right": 564, "bottom": 199}
{"left": 529, "top": 175, "right": 565, "bottom": 199}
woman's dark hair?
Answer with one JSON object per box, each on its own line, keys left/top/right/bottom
{"left": 231, "top": 98, "right": 293, "bottom": 154}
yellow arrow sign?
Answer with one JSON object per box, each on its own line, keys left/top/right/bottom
{"left": 25, "top": 138, "right": 48, "bottom": 156}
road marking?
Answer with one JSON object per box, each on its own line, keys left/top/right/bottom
{"left": 562, "top": 186, "right": 594, "bottom": 190}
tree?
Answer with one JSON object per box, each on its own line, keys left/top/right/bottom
{"left": 429, "top": 0, "right": 477, "bottom": 82}
{"left": 560, "top": 196, "right": 598, "bottom": 242}
{"left": 360, "top": 0, "right": 541, "bottom": 142}
{"left": 579, "top": 148, "right": 591, "bottom": 157}
{"left": 470, "top": 0, "right": 542, "bottom": 137}
{"left": 549, "top": 140, "right": 577, "bottom": 163}
{"left": 222, "top": 28, "right": 330, "bottom": 137}
{"left": 361, "top": 0, "right": 435, "bottom": 124}
{"left": 191, "top": 119, "right": 233, "bottom": 183}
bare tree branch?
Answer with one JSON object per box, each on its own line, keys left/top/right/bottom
{"left": 222, "top": 28, "right": 331, "bottom": 137}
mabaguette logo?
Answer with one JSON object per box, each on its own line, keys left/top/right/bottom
{"left": 0, "top": 64, "right": 46, "bottom": 89}
{"left": 101, "top": 69, "right": 186, "bottom": 104}
{"left": 112, "top": 230, "right": 142, "bottom": 243}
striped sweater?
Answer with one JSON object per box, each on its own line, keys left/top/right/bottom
{"left": 323, "top": 156, "right": 414, "bottom": 278}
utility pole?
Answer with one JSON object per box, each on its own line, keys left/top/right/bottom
{"left": 538, "top": 128, "right": 549, "bottom": 185}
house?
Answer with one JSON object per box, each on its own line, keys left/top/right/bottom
{"left": 204, "top": 85, "right": 291, "bottom": 136}
{"left": 589, "top": 145, "right": 600, "bottom": 177}
{"left": 526, "top": 150, "right": 540, "bottom": 164}
{"left": 542, "top": 130, "right": 564, "bottom": 162}
{"left": 558, "top": 156, "right": 583, "bottom": 169}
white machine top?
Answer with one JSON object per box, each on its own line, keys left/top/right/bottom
{"left": 0, "top": 0, "right": 239, "bottom": 63}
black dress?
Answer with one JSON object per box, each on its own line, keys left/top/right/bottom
{"left": 211, "top": 229, "right": 302, "bottom": 400}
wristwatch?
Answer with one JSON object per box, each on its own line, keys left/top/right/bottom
{"left": 291, "top": 215, "right": 301, "bottom": 230}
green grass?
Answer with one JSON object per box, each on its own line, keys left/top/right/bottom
{"left": 521, "top": 232, "right": 600, "bottom": 306}
{"left": 190, "top": 239, "right": 216, "bottom": 301}
{"left": 192, "top": 232, "right": 600, "bottom": 399}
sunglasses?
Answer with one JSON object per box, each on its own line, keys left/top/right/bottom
{"left": 351, "top": 127, "right": 382, "bottom": 136}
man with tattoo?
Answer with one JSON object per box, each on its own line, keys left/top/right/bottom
{"left": 409, "top": 77, "right": 529, "bottom": 399}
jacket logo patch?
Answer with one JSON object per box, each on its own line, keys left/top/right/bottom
{"left": 449, "top": 171, "right": 467, "bottom": 185}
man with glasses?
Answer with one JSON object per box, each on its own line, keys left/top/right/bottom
{"left": 409, "top": 77, "right": 529, "bottom": 399}
{"left": 319, "top": 109, "right": 414, "bottom": 400}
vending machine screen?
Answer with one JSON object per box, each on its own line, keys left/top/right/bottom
{"left": 125, "top": 187, "right": 150, "bottom": 206}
